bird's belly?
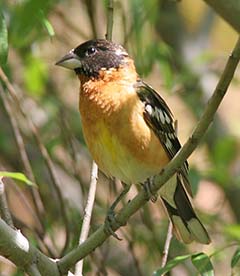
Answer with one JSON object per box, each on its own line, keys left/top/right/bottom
{"left": 80, "top": 92, "right": 169, "bottom": 184}
{"left": 84, "top": 122, "right": 162, "bottom": 184}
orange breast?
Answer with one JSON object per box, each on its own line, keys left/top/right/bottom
{"left": 78, "top": 72, "right": 169, "bottom": 184}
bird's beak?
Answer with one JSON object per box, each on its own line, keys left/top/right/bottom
{"left": 55, "top": 50, "right": 82, "bottom": 70}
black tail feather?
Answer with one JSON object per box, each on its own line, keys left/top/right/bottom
{"left": 160, "top": 175, "right": 210, "bottom": 244}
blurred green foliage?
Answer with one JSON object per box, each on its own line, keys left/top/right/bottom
{"left": 0, "top": 0, "right": 240, "bottom": 275}
{"left": 23, "top": 55, "right": 48, "bottom": 97}
{"left": 6, "top": 0, "right": 57, "bottom": 48}
{"left": 0, "top": 11, "right": 8, "bottom": 65}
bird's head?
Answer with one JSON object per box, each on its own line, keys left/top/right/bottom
{"left": 56, "top": 39, "right": 130, "bottom": 78}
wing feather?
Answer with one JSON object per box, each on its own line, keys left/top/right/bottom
{"left": 136, "top": 80, "right": 191, "bottom": 195}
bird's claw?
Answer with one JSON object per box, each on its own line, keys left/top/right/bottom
{"left": 104, "top": 209, "right": 122, "bottom": 240}
{"left": 143, "top": 179, "right": 158, "bottom": 202}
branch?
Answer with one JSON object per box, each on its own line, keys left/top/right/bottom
{"left": 84, "top": 0, "right": 98, "bottom": 38}
{"left": 25, "top": 264, "right": 41, "bottom": 276}
{"left": 105, "top": 0, "right": 114, "bottom": 40}
{"left": 0, "top": 219, "right": 60, "bottom": 275}
{"left": 203, "top": 0, "right": 240, "bottom": 33}
{"left": 57, "top": 35, "right": 240, "bottom": 275}
{"left": 74, "top": 162, "right": 98, "bottom": 276}
{"left": 161, "top": 222, "right": 173, "bottom": 268}
{"left": 0, "top": 177, "right": 14, "bottom": 228}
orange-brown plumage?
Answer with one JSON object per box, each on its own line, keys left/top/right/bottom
{"left": 78, "top": 61, "right": 169, "bottom": 183}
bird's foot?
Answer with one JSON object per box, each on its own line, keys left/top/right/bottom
{"left": 104, "top": 208, "right": 122, "bottom": 240}
{"left": 143, "top": 178, "right": 158, "bottom": 203}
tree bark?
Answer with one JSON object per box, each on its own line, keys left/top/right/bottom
{"left": 0, "top": 219, "right": 59, "bottom": 275}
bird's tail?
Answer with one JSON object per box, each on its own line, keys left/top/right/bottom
{"left": 159, "top": 175, "right": 210, "bottom": 244}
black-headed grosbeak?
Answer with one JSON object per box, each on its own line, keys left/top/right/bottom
{"left": 56, "top": 39, "right": 210, "bottom": 244}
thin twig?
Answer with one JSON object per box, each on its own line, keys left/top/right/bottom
{"left": 54, "top": 7, "right": 89, "bottom": 40}
{"left": 105, "top": 0, "right": 114, "bottom": 40}
{"left": 26, "top": 264, "right": 41, "bottom": 276}
{"left": 0, "top": 86, "right": 45, "bottom": 232}
{"left": 122, "top": 230, "right": 144, "bottom": 276}
{"left": 84, "top": 0, "right": 98, "bottom": 38}
{"left": 11, "top": 213, "right": 58, "bottom": 258}
{"left": 0, "top": 67, "right": 71, "bottom": 255}
{"left": 90, "top": 249, "right": 108, "bottom": 275}
{"left": 74, "top": 161, "right": 98, "bottom": 276}
{"left": 59, "top": 109, "right": 86, "bottom": 196}
{"left": 161, "top": 222, "right": 173, "bottom": 268}
{"left": 8, "top": 177, "right": 43, "bottom": 232}
{"left": 0, "top": 177, "right": 14, "bottom": 228}
{"left": 57, "top": 36, "right": 240, "bottom": 274}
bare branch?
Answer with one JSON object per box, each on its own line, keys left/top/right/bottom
{"left": 161, "top": 222, "right": 173, "bottom": 269}
{"left": 105, "top": 0, "right": 114, "bottom": 41}
{"left": 84, "top": 0, "right": 98, "bottom": 38}
{"left": 54, "top": 7, "right": 89, "bottom": 40}
{"left": 0, "top": 219, "right": 59, "bottom": 275}
{"left": 74, "top": 161, "right": 98, "bottom": 276}
{"left": 26, "top": 264, "right": 41, "bottom": 276}
{"left": 0, "top": 177, "right": 14, "bottom": 228}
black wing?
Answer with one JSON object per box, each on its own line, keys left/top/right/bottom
{"left": 136, "top": 79, "right": 191, "bottom": 195}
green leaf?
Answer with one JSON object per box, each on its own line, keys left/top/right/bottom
{"left": 153, "top": 254, "right": 191, "bottom": 276}
{"left": 0, "top": 11, "right": 8, "bottom": 65}
{"left": 42, "top": 18, "right": 55, "bottom": 37}
{"left": 0, "top": 171, "right": 36, "bottom": 187}
{"left": 231, "top": 248, "right": 240, "bottom": 268}
{"left": 191, "top": 252, "right": 214, "bottom": 276}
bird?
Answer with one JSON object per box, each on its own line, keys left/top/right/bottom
{"left": 56, "top": 39, "right": 210, "bottom": 244}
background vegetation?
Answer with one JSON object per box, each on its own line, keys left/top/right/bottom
{"left": 0, "top": 0, "right": 240, "bottom": 275}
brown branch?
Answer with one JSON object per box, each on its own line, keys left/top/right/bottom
{"left": 54, "top": 7, "right": 89, "bottom": 40}
{"left": 0, "top": 177, "right": 14, "bottom": 228}
{"left": 25, "top": 264, "right": 41, "bottom": 276}
{"left": 126, "top": 234, "right": 144, "bottom": 276}
{"left": 105, "top": 0, "right": 114, "bottom": 41}
{"left": 84, "top": 0, "right": 98, "bottom": 38}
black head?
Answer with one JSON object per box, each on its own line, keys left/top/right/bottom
{"left": 56, "top": 39, "right": 129, "bottom": 77}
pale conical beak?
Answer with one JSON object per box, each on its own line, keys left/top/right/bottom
{"left": 55, "top": 50, "right": 82, "bottom": 70}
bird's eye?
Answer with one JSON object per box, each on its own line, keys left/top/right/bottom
{"left": 86, "top": 47, "right": 96, "bottom": 56}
